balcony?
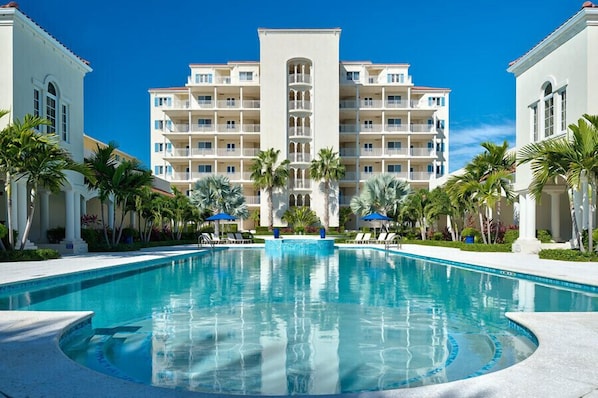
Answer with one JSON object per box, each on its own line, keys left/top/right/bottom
{"left": 289, "top": 101, "right": 312, "bottom": 112}
{"left": 339, "top": 124, "right": 357, "bottom": 134}
{"left": 410, "top": 171, "right": 433, "bottom": 181}
{"left": 289, "top": 152, "right": 311, "bottom": 163}
{"left": 288, "top": 73, "right": 312, "bottom": 85}
{"left": 385, "top": 148, "right": 409, "bottom": 156}
{"left": 191, "top": 124, "right": 216, "bottom": 133}
{"left": 245, "top": 195, "right": 260, "bottom": 205}
{"left": 360, "top": 148, "right": 383, "bottom": 157}
{"left": 339, "top": 100, "right": 357, "bottom": 109}
{"left": 217, "top": 124, "right": 241, "bottom": 133}
{"left": 385, "top": 99, "right": 409, "bottom": 109}
{"left": 243, "top": 148, "right": 260, "bottom": 157}
{"left": 216, "top": 100, "right": 240, "bottom": 109}
{"left": 410, "top": 148, "right": 435, "bottom": 157}
{"left": 242, "top": 100, "right": 260, "bottom": 109}
{"left": 360, "top": 124, "right": 384, "bottom": 133}
{"left": 385, "top": 124, "right": 409, "bottom": 133}
{"left": 217, "top": 172, "right": 242, "bottom": 181}
{"left": 242, "top": 124, "right": 261, "bottom": 133}
{"left": 410, "top": 124, "right": 435, "bottom": 133}
{"left": 196, "top": 100, "right": 214, "bottom": 109}
{"left": 289, "top": 180, "right": 311, "bottom": 190}
{"left": 339, "top": 148, "right": 358, "bottom": 157}
{"left": 289, "top": 126, "right": 311, "bottom": 138}
{"left": 360, "top": 99, "right": 384, "bottom": 108}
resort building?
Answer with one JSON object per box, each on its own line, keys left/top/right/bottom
{"left": 0, "top": 3, "right": 91, "bottom": 253}
{"left": 508, "top": 2, "right": 598, "bottom": 253}
{"left": 149, "top": 29, "right": 450, "bottom": 230}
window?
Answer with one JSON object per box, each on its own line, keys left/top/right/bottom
{"left": 239, "top": 71, "right": 253, "bottom": 81}
{"left": 427, "top": 141, "right": 434, "bottom": 150}
{"left": 363, "top": 120, "right": 373, "bottom": 129}
{"left": 154, "top": 143, "right": 164, "bottom": 152}
{"left": 387, "top": 73, "right": 404, "bottom": 83}
{"left": 226, "top": 120, "right": 236, "bottom": 130}
{"left": 530, "top": 104, "right": 538, "bottom": 141}
{"left": 363, "top": 165, "right": 373, "bottom": 173}
{"left": 154, "top": 97, "right": 171, "bottom": 107}
{"left": 46, "top": 83, "right": 57, "bottom": 134}
{"left": 165, "top": 120, "right": 172, "bottom": 131}
{"left": 195, "top": 74, "right": 213, "bottom": 83}
{"left": 197, "top": 141, "right": 212, "bottom": 149}
{"left": 428, "top": 96, "right": 445, "bottom": 107}
{"left": 227, "top": 165, "right": 236, "bottom": 173}
{"left": 198, "top": 95, "right": 212, "bottom": 104}
{"left": 154, "top": 166, "right": 163, "bottom": 175}
{"left": 61, "top": 104, "right": 68, "bottom": 141}
{"left": 33, "top": 89, "right": 40, "bottom": 118}
{"left": 387, "top": 141, "right": 402, "bottom": 149}
{"left": 166, "top": 166, "right": 172, "bottom": 175}
{"left": 363, "top": 97, "right": 373, "bottom": 107}
{"left": 388, "top": 118, "right": 402, "bottom": 130}
{"left": 363, "top": 142, "right": 373, "bottom": 152}
{"left": 226, "top": 143, "right": 236, "bottom": 152}
{"left": 154, "top": 120, "right": 164, "bottom": 130}
{"left": 387, "top": 95, "right": 402, "bottom": 105}
{"left": 436, "top": 119, "right": 445, "bottom": 129}
{"left": 346, "top": 71, "right": 360, "bottom": 81}
{"left": 226, "top": 97, "right": 236, "bottom": 107}
{"left": 198, "top": 119, "right": 212, "bottom": 130}
{"left": 544, "top": 83, "right": 554, "bottom": 137}
{"left": 387, "top": 164, "right": 402, "bottom": 173}
{"left": 427, "top": 164, "right": 434, "bottom": 173}
{"left": 560, "top": 89, "right": 567, "bottom": 132}
{"left": 165, "top": 143, "right": 172, "bottom": 153}
{"left": 436, "top": 142, "right": 445, "bottom": 152}
{"left": 198, "top": 165, "right": 212, "bottom": 173}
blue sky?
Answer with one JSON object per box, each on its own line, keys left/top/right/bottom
{"left": 16, "top": 0, "right": 581, "bottom": 171}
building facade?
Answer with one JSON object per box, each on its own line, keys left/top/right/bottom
{"left": 508, "top": 2, "right": 598, "bottom": 253}
{"left": 150, "top": 29, "right": 450, "bottom": 230}
{"left": 0, "top": 3, "right": 92, "bottom": 253}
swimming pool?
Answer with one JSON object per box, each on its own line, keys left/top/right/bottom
{"left": 1, "top": 247, "right": 596, "bottom": 395}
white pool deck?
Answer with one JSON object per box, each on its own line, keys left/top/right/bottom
{"left": 0, "top": 240, "right": 597, "bottom": 397}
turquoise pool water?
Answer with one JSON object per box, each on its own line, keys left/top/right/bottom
{"left": 1, "top": 247, "right": 596, "bottom": 395}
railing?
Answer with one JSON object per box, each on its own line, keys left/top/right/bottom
{"left": 190, "top": 125, "right": 215, "bottom": 133}
{"left": 339, "top": 100, "right": 357, "bottom": 109}
{"left": 410, "top": 124, "right": 435, "bottom": 133}
{"left": 217, "top": 172, "right": 242, "bottom": 180}
{"left": 339, "top": 124, "right": 357, "bottom": 133}
{"left": 410, "top": 171, "right": 433, "bottom": 181}
{"left": 342, "top": 172, "right": 358, "bottom": 181}
{"left": 289, "top": 153, "right": 312, "bottom": 162}
{"left": 242, "top": 100, "right": 260, "bottom": 109}
{"left": 217, "top": 149, "right": 240, "bottom": 156}
{"left": 195, "top": 100, "right": 214, "bottom": 109}
{"left": 360, "top": 148, "right": 384, "bottom": 156}
{"left": 387, "top": 171, "right": 409, "bottom": 179}
{"left": 163, "top": 100, "right": 189, "bottom": 109}
{"left": 216, "top": 100, "right": 240, "bottom": 108}
{"left": 339, "top": 148, "right": 358, "bottom": 157}
{"left": 385, "top": 100, "right": 409, "bottom": 108}
{"left": 385, "top": 148, "right": 409, "bottom": 156}
{"left": 288, "top": 74, "right": 312, "bottom": 84}
{"left": 360, "top": 99, "right": 384, "bottom": 108}
{"left": 216, "top": 76, "right": 231, "bottom": 84}
{"left": 289, "top": 180, "right": 312, "bottom": 189}
{"left": 289, "top": 126, "right": 311, "bottom": 137}
{"left": 242, "top": 172, "right": 253, "bottom": 180}
{"left": 289, "top": 101, "right": 312, "bottom": 111}
{"left": 243, "top": 148, "right": 260, "bottom": 157}
{"left": 410, "top": 148, "right": 434, "bottom": 156}
{"left": 360, "top": 124, "right": 384, "bottom": 133}
{"left": 191, "top": 148, "right": 216, "bottom": 156}
{"left": 217, "top": 124, "right": 240, "bottom": 132}
{"left": 169, "top": 124, "right": 190, "bottom": 133}
{"left": 242, "top": 124, "right": 261, "bottom": 133}
{"left": 245, "top": 195, "right": 260, "bottom": 205}
{"left": 384, "top": 124, "right": 409, "bottom": 132}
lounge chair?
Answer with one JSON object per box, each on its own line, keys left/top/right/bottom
{"left": 227, "top": 233, "right": 242, "bottom": 244}
{"left": 375, "top": 233, "right": 387, "bottom": 243}
{"left": 198, "top": 233, "right": 216, "bottom": 248}
{"left": 360, "top": 233, "right": 372, "bottom": 243}
{"left": 210, "top": 233, "right": 224, "bottom": 244}
{"left": 235, "top": 232, "right": 252, "bottom": 244}
{"left": 348, "top": 232, "right": 364, "bottom": 243}
{"left": 384, "top": 233, "right": 401, "bottom": 249}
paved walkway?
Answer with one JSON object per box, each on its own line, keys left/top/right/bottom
{"left": 0, "top": 243, "right": 597, "bottom": 397}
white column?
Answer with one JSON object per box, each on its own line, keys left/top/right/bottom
{"left": 40, "top": 191, "right": 50, "bottom": 243}
{"left": 549, "top": 192, "right": 561, "bottom": 242}
{"left": 74, "top": 192, "right": 81, "bottom": 240}
{"left": 64, "top": 190, "right": 75, "bottom": 241}
{"left": 519, "top": 194, "right": 528, "bottom": 236}
{"left": 526, "top": 193, "right": 537, "bottom": 239}
{"left": 512, "top": 192, "right": 541, "bottom": 253}
{"left": 16, "top": 180, "right": 27, "bottom": 244}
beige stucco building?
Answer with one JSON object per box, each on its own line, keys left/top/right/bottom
{"left": 150, "top": 29, "right": 450, "bottom": 230}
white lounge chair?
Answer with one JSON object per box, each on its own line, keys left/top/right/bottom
{"left": 348, "top": 232, "right": 364, "bottom": 243}
{"left": 375, "top": 233, "right": 388, "bottom": 243}
{"left": 360, "top": 233, "right": 372, "bottom": 243}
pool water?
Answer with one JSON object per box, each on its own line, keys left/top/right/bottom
{"left": 1, "top": 248, "right": 596, "bottom": 395}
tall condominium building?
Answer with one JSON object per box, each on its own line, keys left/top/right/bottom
{"left": 149, "top": 29, "right": 450, "bottom": 230}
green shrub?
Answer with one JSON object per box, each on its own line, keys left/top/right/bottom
{"left": 461, "top": 227, "right": 482, "bottom": 242}
{"left": 503, "top": 229, "right": 519, "bottom": 244}
{"left": 431, "top": 231, "right": 444, "bottom": 241}
{"left": 539, "top": 249, "right": 598, "bottom": 261}
{"left": 536, "top": 229, "right": 552, "bottom": 243}
{"left": 47, "top": 227, "right": 65, "bottom": 244}
{"left": 460, "top": 243, "right": 512, "bottom": 252}
{"left": 0, "top": 248, "right": 60, "bottom": 262}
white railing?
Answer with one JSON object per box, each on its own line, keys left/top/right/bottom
{"left": 387, "top": 171, "right": 409, "bottom": 179}
{"left": 170, "top": 124, "right": 190, "bottom": 133}
{"left": 288, "top": 74, "right": 312, "bottom": 84}
{"left": 289, "top": 180, "right": 312, "bottom": 189}
{"left": 289, "top": 126, "right": 312, "bottom": 137}
{"left": 385, "top": 148, "right": 409, "bottom": 156}
{"left": 217, "top": 124, "right": 240, "bottom": 132}
{"left": 191, "top": 148, "right": 216, "bottom": 156}
{"left": 217, "top": 149, "right": 240, "bottom": 156}
{"left": 242, "top": 124, "right": 261, "bottom": 133}
{"left": 164, "top": 100, "right": 189, "bottom": 109}
{"left": 339, "top": 100, "right": 357, "bottom": 109}
{"left": 242, "top": 100, "right": 260, "bottom": 109}
{"left": 195, "top": 100, "right": 214, "bottom": 109}
{"left": 289, "top": 153, "right": 312, "bottom": 162}
{"left": 243, "top": 148, "right": 260, "bottom": 157}
{"left": 339, "top": 148, "right": 358, "bottom": 157}
{"left": 217, "top": 172, "right": 242, "bottom": 180}
{"left": 245, "top": 195, "right": 260, "bottom": 205}
{"left": 360, "top": 99, "right": 384, "bottom": 108}
{"left": 411, "top": 124, "right": 435, "bottom": 133}
{"left": 385, "top": 124, "right": 409, "bottom": 132}
{"left": 385, "top": 100, "right": 409, "bottom": 108}
{"left": 289, "top": 101, "right": 312, "bottom": 111}
{"left": 410, "top": 172, "right": 433, "bottom": 181}
{"left": 190, "top": 125, "right": 215, "bottom": 133}
{"left": 360, "top": 148, "right": 383, "bottom": 156}
{"left": 216, "top": 77, "right": 231, "bottom": 84}
{"left": 410, "top": 148, "right": 434, "bottom": 156}
{"left": 216, "top": 100, "right": 240, "bottom": 108}
{"left": 339, "top": 124, "right": 357, "bottom": 133}
{"left": 360, "top": 124, "right": 383, "bottom": 133}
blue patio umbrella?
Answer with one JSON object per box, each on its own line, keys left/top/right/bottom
{"left": 362, "top": 212, "right": 391, "bottom": 236}
{"left": 206, "top": 212, "right": 236, "bottom": 237}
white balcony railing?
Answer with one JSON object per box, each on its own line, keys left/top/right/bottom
{"left": 190, "top": 124, "right": 216, "bottom": 133}
{"left": 242, "top": 124, "right": 261, "bottom": 133}
{"left": 411, "top": 124, "right": 435, "bottom": 133}
{"left": 410, "top": 171, "right": 433, "bottom": 181}
{"left": 289, "top": 180, "right": 312, "bottom": 189}
{"left": 245, "top": 195, "right": 260, "bottom": 205}
{"left": 385, "top": 148, "right": 409, "bottom": 156}
{"left": 289, "top": 153, "right": 311, "bottom": 163}
{"left": 385, "top": 124, "right": 409, "bottom": 132}
{"left": 385, "top": 100, "right": 409, "bottom": 108}
{"left": 195, "top": 100, "right": 214, "bottom": 109}
{"left": 339, "top": 100, "right": 357, "bottom": 109}
{"left": 216, "top": 100, "right": 240, "bottom": 108}
{"left": 360, "top": 148, "right": 383, "bottom": 156}
{"left": 289, "top": 101, "right": 312, "bottom": 111}
{"left": 191, "top": 148, "right": 216, "bottom": 156}
{"left": 360, "top": 124, "right": 384, "bottom": 133}
{"left": 243, "top": 148, "right": 260, "bottom": 157}
{"left": 339, "top": 148, "right": 358, "bottom": 157}
{"left": 242, "top": 100, "right": 260, "bottom": 109}
{"left": 410, "top": 148, "right": 434, "bottom": 156}
{"left": 339, "top": 124, "right": 357, "bottom": 133}
{"left": 217, "top": 124, "right": 241, "bottom": 132}
{"left": 289, "top": 126, "right": 311, "bottom": 137}
{"left": 360, "top": 99, "right": 384, "bottom": 108}
{"left": 288, "top": 74, "right": 312, "bottom": 84}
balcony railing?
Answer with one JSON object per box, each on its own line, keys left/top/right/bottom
{"left": 243, "top": 148, "right": 260, "bottom": 157}
{"left": 288, "top": 74, "right": 312, "bottom": 84}
{"left": 410, "top": 171, "right": 433, "bottom": 181}
{"left": 242, "top": 100, "right": 260, "bottom": 109}
{"left": 385, "top": 124, "right": 409, "bottom": 132}
{"left": 245, "top": 195, "right": 260, "bottom": 205}
{"left": 339, "top": 148, "right": 358, "bottom": 157}
{"left": 242, "top": 124, "right": 261, "bottom": 133}
{"left": 191, "top": 148, "right": 215, "bottom": 156}
{"left": 289, "top": 101, "right": 312, "bottom": 111}
{"left": 289, "top": 126, "right": 312, "bottom": 137}
{"left": 217, "top": 172, "right": 242, "bottom": 180}
{"left": 410, "top": 124, "right": 435, "bottom": 133}
{"left": 339, "top": 124, "right": 357, "bottom": 133}
{"left": 410, "top": 148, "right": 434, "bottom": 156}
{"left": 289, "top": 180, "right": 312, "bottom": 189}
{"left": 360, "top": 124, "right": 384, "bottom": 133}
{"left": 195, "top": 100, "right": 214, "bottom": 109}
{"left": 385, "top": 148, "right": 409, "bottom": 156}
{"left": 216, "top": 100, "right": 240, "bottom": 109}
{"left": 217, "top": 124, "right": 241, "bottom": 132}
{"left": 360, "top": 148, "right": 383, "bottom": 156}
{"left": 385, "top": 100, "right": 409, "bottom": 108}
{"left": 289, "top": 153, "right": 311, "bottom": 163}
{"left": 190, "top": 124, "right": 216, "bottom": 133}
{"left": 339, "top": 100, "right": 357, "bottom": 109}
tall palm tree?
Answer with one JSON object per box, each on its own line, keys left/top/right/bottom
{"left": 18, "top": 131, "right": 90, "bottom": 250}
{"left": 250, "top": 148, "right": 290, "bottom": 230}
{"left": 309, "top": 147, "right": 345, "bottom": 231}
{"left": 401, "top": 189, "right": 430, "bottom": 240}
{"left": 519, "top": 114, "right": 598, "bottom": 252}
{"left": 190, "top": 174, "right": 248, "bottom": 237}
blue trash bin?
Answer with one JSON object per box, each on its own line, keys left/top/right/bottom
{"left": 273, "top": 228, "right": 280, "bottom": 239}
{"left": 464, "top": 235, "right": 474, "bottom": 244}
{"left": 320, "top": 228, "right": 326, "bottom": 239}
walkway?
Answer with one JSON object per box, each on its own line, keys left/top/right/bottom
{"left": 0, "top": 243, "right": 596, "bottom": 398}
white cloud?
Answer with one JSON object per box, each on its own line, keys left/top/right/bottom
{"left": 449, "top": 121, "right": 516, "bottom": 172}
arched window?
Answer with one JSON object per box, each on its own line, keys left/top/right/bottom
{"left": 46, "top": 82, "right": 57, "bottom": 134}
{"left": 543, "top": 83, "right": 554, "bottom": 137}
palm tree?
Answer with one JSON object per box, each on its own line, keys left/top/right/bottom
{"left": 519, "top": 114, "right": 598, "bottom": 252}
{"left": 350, "top": 173, "right": 410, "bottom": 218}
{"left": 0, "top": 113, "right": 51, "bottom": 249}
{"left": 282, "top": 206, "right": 320, "bottom": 234}
{"left": 401, "top": 189, "right": 430, "bottom": 240}
{"left": 190, "top": 174, "right": 248, "bottom": 237}
{"left": 309, "top": 147, "right": 345, "bottom": 231}
{"left": 250, "top": 148, "right": 290, "bottom": 230}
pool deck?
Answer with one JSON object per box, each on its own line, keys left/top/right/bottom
{"left": 0, "top": 242, "right": 597, "bottom": 397}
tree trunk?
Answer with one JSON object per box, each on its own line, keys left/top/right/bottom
{"left": 5, "top": 176, "right": 13, "bottom": 249}
{"left": 99, "top": 199, "right": 110, "bottom": 246}
{"left": 20, "top": 185, "right": 36, "bottom": 250}
{"left": 568, "top": 188, "right": 584, "bottom": 252}
{"left": 323, "top": 180, "right": 330, "bottom": 230}
{"left": 478, "top": 210, "right": 487, "bottom": 244}
{"left": 267, "top": 187, "right": 273, "bottom": 230}
{"left": 589, "top": 183, "right": 594, "bottom": 253}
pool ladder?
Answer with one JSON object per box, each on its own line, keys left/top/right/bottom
{"left": 198, "top": 234, "right": 215, "bottom": 249}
